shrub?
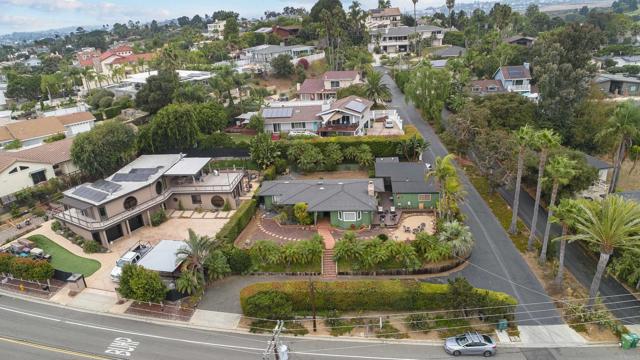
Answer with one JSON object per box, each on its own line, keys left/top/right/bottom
{"left": 406, "top": 313, "right": 432, "bottom": 331}
{"left": 222, "top": 201, "right": 231, "bottom": 212}
{"left": 241, "top": 280, "right": 516, "bottom": 318}
{"left": 277, "top": 125, "right": 422, "bottom": 160}
{"left": 224, "top": 247, "right": 253, "bottom": 274}
{"left": 216, "top": 199, "right": 257, "bottom": 244}
{"left": 103, "top": 105, "right": 122, "bottom": 119}
{"left": 51, "top": 220, "right": 62, "bottom": 232}
{"left": 245, "top": 290, "right": 294, "bottom": 319}
{"left": 150, "top": 209, "right": 167, "bottom": 226}
{"left": 31, "top": 207, "right": 46, "bottom": 218}
{"left": 43, "top": 133, "right": 66, "bottom": 143}
{"left": 250, "top": 240, "right": 282, "bottom": 265}
{"left": 263, "top": 165, "right": 276, "bottom": 181}
{"left": 9, "top": 258, "right": 54, "bottom": 281}
{"left": 274, "top": 158, "right": 288, "bottom": 174}
{"left": 293, "top": 202, "right": 312, "bottom": 225}
{"left": 375, "top": 321, "right": 408, "bottom": 339}
{"left": 117, "top": 264, "right": 167, "bottom": 303}
{"left": 4, "top": 139, "right": 22, "bottom": 150}
{"left": 82, "top": 240, "right": 102, "bottom": 254}
{"left": 0, "top": 253, "right": 14, "bottom": 274}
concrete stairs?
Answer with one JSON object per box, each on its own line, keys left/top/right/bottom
{"left": 322, "top": 249, "right": 337, "bottom": 278}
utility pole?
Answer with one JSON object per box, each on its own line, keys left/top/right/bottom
{"left": 262, "top": 320, "right": 288, "bottom": 360}
{"left": 309, "top": 276, "right": 317, "bottom": 332}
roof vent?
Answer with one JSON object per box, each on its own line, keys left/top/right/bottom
{"left": 319, "top": 187, "right": 325, "bottom": 190}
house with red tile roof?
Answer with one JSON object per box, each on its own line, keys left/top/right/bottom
{"left": 297, "top": 71, "right": 362, "bottom": 101}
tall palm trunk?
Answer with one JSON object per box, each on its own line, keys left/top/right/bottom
{"left": 509, "top": 146, "right": 525, "bottom": 234}
{"left": 528, "top": 150, "right": 547, "bottom": 251}
{"left": 539, "top": 181, "right": 558, "bottom": 264}
{"left": 588, "top": 252, "right": 611, "bottom": 307}
{"left": 553, "top": 224, "right": 567, "bottom": 286}
{"left": 609, "top": 140, "right": 626, "bottom": 194}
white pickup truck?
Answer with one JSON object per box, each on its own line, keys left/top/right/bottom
{"left": 110, "top": 243, "right": 152, "bottom": 282}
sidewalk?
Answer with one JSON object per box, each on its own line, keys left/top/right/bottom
{"left": 0, "top": 285, "right": 619, "bottom": 348}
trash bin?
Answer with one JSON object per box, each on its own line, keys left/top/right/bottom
{"left": 621, "top": 334, "right": 633, "bottom": 350}
{"left": 629, "top": 333, "right": 639, "bottom": 348}
{"left": 497, "top": 319, "right": 508, "bottom": 331}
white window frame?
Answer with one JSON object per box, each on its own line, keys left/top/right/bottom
{"left": 291, "top": 122, "right": 306, "bottom": 129}
{"left": 340, "top": 211, "right": 360, "bottom": 222}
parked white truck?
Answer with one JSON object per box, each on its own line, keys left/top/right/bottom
{"left": 110, "top": 242, "right": 152, "bottom": 282}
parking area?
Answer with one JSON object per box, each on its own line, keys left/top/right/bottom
{"left": 25, "top": 216, "right": 231, "bottom": 292}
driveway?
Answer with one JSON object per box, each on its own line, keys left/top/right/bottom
{"left": 380, "top": 68, "right": 561, "bottom": 325}
{"left": 26, "top": 217, "right": 231, "bottom": 292}
{"left": 498, "top": 186, "right": 640, "bottom": 325}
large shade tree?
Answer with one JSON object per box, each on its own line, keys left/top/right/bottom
{"left": 562, "top": 196, "right": 640, "bottom": 307}
{"left": 71, "top": 120, "right": 136, "bottom": 178}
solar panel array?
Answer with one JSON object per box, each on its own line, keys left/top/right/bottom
{"left": 130, "top": 167, "right": 159, "bottom": 175}
{"left": 263, "top": 107, "right": 293, "bottom": 118}
{"left": 91, "top": 179, "right": 122, "bottom": 193}
{"left": 507, "top": 67, "right": 525, "bottom": 78}
{"left": 72, "top": 186, "right": 108, "bottom": 202}
{"left": 112, "top": 173, "right": 151, "bottom": 182}
{"left": 344, "top": 100, "right": 366, "bottom": 113}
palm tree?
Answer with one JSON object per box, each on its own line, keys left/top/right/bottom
{"left": 509, "top": 125, "right": 535, "bottom": 234}
{"left": 176, "top": 229, "right": 215, "bottom": 287}
{"left": 426, "top": 154, "right": 463, "bottom": 219}
{"left": 81, "top": 67, "right": 95, "bottom": 91}
{"left": 363, "top": 71, "right": 391, "bottom": 106}
{"left": 176, "top": 269, "right": 204, "bottom": 295}
{"left": 446, "top": 0, "right": 455, "bottom": 28}
{"left": 539, "top": 155, "right": 577, "bottom": 264}
{"left": 412, "top": 0, "right": 419, "bottom": 54}
{"left": 527, "top": 129, "right": 562, "bottom": 251}
{"left": 562, "top": 195, "right": 640, "bottom": 307}
{"left": 550, "top": 198, "right": 581, "bottom": 286}
{"left": 597, "top": 101, "right": 640, "bottom": 194}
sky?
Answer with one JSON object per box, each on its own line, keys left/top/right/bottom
{"left": 0, "top": 0, "right": 461, "bottom": 35}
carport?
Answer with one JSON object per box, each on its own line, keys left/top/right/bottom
{"left": 137, "top": 240, "right": 186, "bottom": 276}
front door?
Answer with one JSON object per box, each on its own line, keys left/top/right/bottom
{"left": 105, "top": 224, "right": 124, "bottom": 242}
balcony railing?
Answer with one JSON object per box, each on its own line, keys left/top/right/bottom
{"left": 55, "top": 171, "right": 247, "bottom": 231}
{"left": 507, "top": 84, "right": 531, "bottom": 92}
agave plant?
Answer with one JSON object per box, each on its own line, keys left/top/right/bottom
{"left": 437, "top": 220, "right": 474, "bottom": 258}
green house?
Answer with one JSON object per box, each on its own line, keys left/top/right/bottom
{"left": 259, "top": 179, "right": 384, "bottom": 229}
{"left": 375, "top": 157, "right": 440, "bottom": 209}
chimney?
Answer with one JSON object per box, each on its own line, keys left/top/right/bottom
{"left": 523, "top": 62, "right": 530, "bottom": 70}
{"left": 367, "top": 180, "right": 375, "bottom": 197}
{"left": 296, "top": 83, "right": 300, "bottom": 91}
{"left": 321, "top": 102, "right": 330, "bottom": 111}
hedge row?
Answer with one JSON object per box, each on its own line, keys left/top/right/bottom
{"left": 215, "top": 199, "right": 257, "bottom": 244}
{"left": 103, "top": 105, "right": 123, "bottom": 119}
{"left": 241, "top": 280, "right": 516, "bottom": 317}
{"left": 278, "top": 125, "right": 422, "bottom": 159}
{"left": 0, "top": 253, "right": 55, "bottom": 281}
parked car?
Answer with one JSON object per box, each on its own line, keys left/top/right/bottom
{"left": 444, "top": 332, "right": 496, "bottom": 357}
{"left": 384, "top": 118, "right": 394, "bottom": 128}
{"left": 110, "top": 242, "right": 152, "bottom": 282}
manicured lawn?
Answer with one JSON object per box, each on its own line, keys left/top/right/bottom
{"left": 228, "top": 133, "right": 254, "bottom": 144}
{"left": 463, "top": 166, "right": 530, "bottom": 253}
{"left": 28, "top": 235, "right": 101, "bottom": 276}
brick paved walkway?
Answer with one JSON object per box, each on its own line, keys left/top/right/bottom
{"left": 317, "top": 220, "right": 337, "bottom": 278}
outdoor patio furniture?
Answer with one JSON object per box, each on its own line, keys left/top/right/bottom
{"left": 390, "top": 207, "right": 396, "bottom": 214}
{"left": 378, "top": 206, "right": 384, "bottom": 213}
{"left": 404, "top": 226, "right": 410, "bottom": 233}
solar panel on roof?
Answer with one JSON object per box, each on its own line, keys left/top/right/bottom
{"left": 263, "top": 108, "right": 293, "bottom": 118}
{"left": 91, "top": 179, "right": 122, "bottom": 193}
{"left": 507, "top": 67, "right": 525, "bottom": 77}
{"left": 345, "top": 100, "right": 366, "bottom": 113}
{"left": 129, "top": 167, "right": 159, "bottom": 175}
{"left": 72, "top": 186, "right": 108, "bottom": 202}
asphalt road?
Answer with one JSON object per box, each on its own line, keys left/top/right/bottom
{"left": 498, "top": 186, "right": 640, "bottom": 325}
{"left": 0, "top": 293, "right": 637, "bottom": 360}
{"left": 380, "top": 69, "right": 561, "bottom": 326}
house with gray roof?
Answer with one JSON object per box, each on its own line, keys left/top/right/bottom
{"left": 259, "top": 179, "right": 384, "bottom": 229}
{"left": 432, "top": 45, "right": 466, "bottom": 58}
{"left": 374, "top": 157, "right": 439, "bottom": 210}
{"left": 595, "top": 73, "right": 640, "bottom": 97}
{"left": 56, "top": 154, "right": 247, "bottom": 248}
{"left": 369, "top": 25, "right": 445, "bottom": 54}
{"left": 244, "top": 44, "right": 315, "bottom": 64}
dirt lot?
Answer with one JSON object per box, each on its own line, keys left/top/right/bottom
{"left": 615, "top": 159, "right": 640, "bottom": 192}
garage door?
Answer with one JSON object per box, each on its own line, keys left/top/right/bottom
{"left": 105, "top": 224, "right": 124, "bottom": 242}
{"left": 128, "top": 214, "right": 144, "bottom": 232}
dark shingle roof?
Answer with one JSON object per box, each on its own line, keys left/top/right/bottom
{"left": 432, "top": 46, "right": 466, "bottom": 58}
{"left": 375, "top": 161, "right": 438, "bottom": 193}
{"left": 259, "top": 179, "right": 384, "bottom": 211}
